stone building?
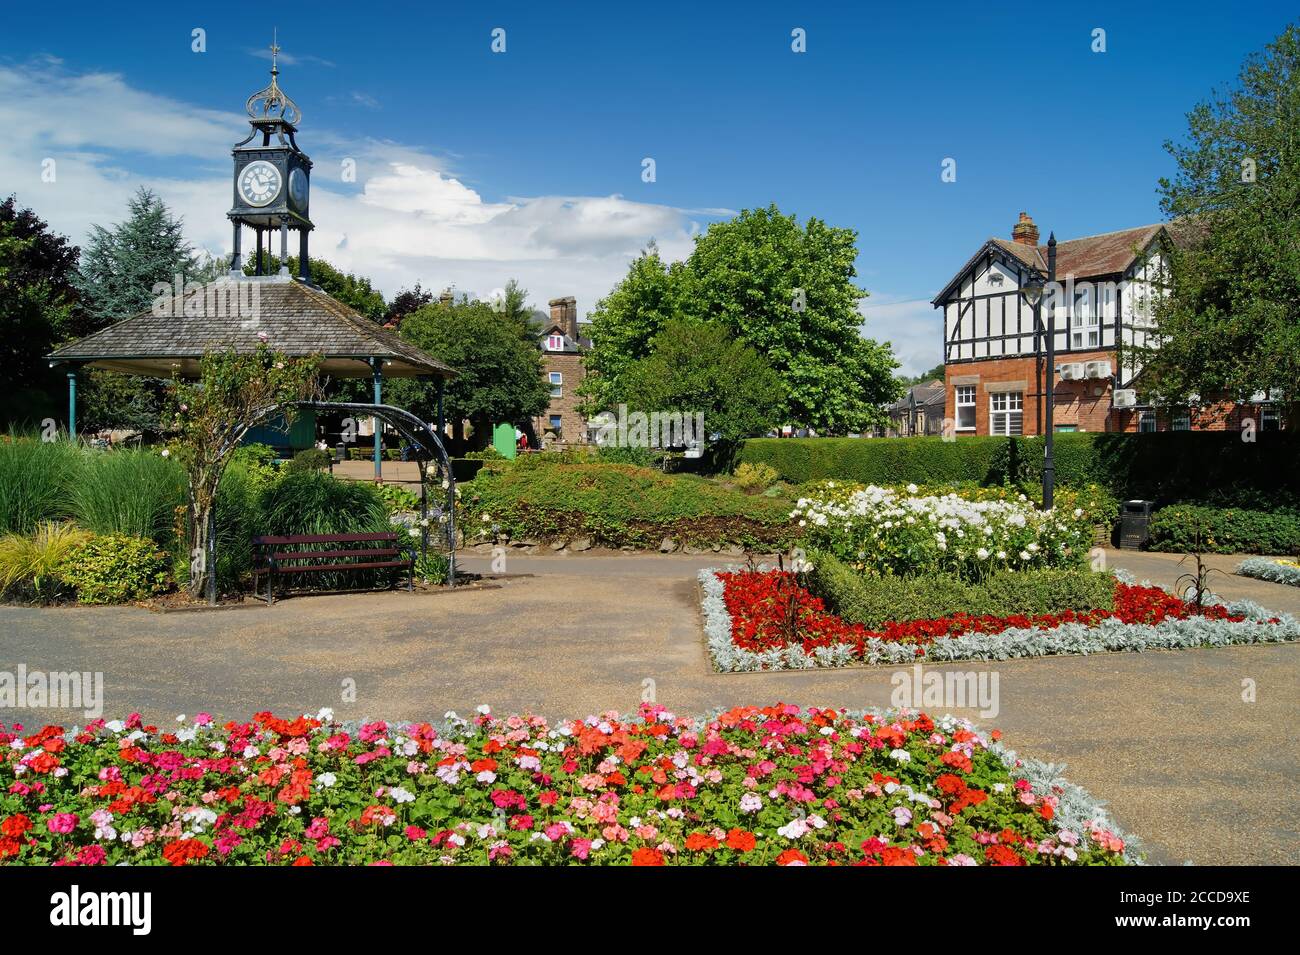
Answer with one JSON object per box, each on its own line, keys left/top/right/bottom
{"left": 532, "top": 296, "right": 590, "bottom": 448}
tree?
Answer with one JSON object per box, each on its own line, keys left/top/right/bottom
{"left": 1142, "top": 23, "right": 1300, "bottom": 420}
{"left": 581, "top": 209, "right": 901, "bottom": 432}
{"left": 247, "top": 255, "right": 386, "bottom": 320}
{"left": 898, "top": 363, "right": 945, "bottom": 387}
{"left": 385, "top": 283, "right": 434, "bottom": 327}
{"left": 75, "top": 188, "right": 196, "bottom": 335}
{"left": 74, "top": 188, "right": 201, "bottom": 433}
{"left": 497, "top": 278, "right": 536, "bottom": 332}
{"left": 0, "top": 196, "right": 80, "bottom": 426}
{"left": 387, "top": 297, "right": 550, "bottom": 447}
{"left": 164, "top": 346, "right": 320, "bottom": 604}
{"left": 580, "top": 242, "right": 692, "bottom": 412}
{"left": 616, "top": 318, "right": 784, "bottom": 451}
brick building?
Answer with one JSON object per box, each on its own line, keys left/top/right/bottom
{"left": 532, "top": 296, "right": 590, "bottom": 448}
{"left": 932, "top": 212, "right": 1285, "bottom": 436}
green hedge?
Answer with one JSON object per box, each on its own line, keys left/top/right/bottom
{"left": 806, "top": 551, "right": 1116, "bottom": 629}
{"left": 463, "top": 461, "right": 794, "bottom": 549}
{"left": 738, "top": 436, "right": 1010, "bottom": 486}
{"left": 740, "top": 432, "right": 1300, "bottom": 506}
{"left": 1148, "top": 504, "right": 1300, "bottom": 555}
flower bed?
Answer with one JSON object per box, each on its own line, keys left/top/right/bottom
{"left": 1237, "top": 556, "right": 1300, "bottom": 588}
{"left": 701, "top": 569, "right": 1299, "bottom": 671}
{"left": 0, "top": 704, "right": 1134, "bottom": 866}
{"left": 791, "top": 484, "right": 1094, "bottom": 578}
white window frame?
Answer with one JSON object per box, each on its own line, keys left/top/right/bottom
{"left": 1172, "top": 410, "right": 1191, "bottom": 431}
{"left": 549, "top": 371, "right": 563, "bottom": 398}
{"left": 546, "top": 334, "right": 564, "bottom": 351}
{"left": 989, "top": 391, "right": 1023, "bottom": 436}
{"left": 1138, "top": 410, "right": 1156, "bottom": 433}
{"left": 548, "top": 414, "right": 563, "bottom": 436}
{"left": 955, "top": 385, "right": 976, "bottom": 431}
{"left": 1262, "top": 407, "right": 1281, "bottom": 431}
{"left": 1071, "top": 287, "right": 1100, "bottom": 349}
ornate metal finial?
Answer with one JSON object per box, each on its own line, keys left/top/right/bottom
{"left": 245, "top": 29, "right": 302, "bottom": 126}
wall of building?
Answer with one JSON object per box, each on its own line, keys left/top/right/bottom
{"left": 944, "top": 348, "right": 1118, "bottom": 436}
{"left": 534, "top": 351, "right": 587, "bottom": 446}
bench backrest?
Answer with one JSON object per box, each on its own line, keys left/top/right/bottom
{"left": 254, "top": 532, "right": 400, "bottom": 546}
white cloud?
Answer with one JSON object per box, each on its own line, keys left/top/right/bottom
{"left": 0, "top": 61, "right": 704, "bottom": 319}
{"left": 859, "top": 295, "right": 943, "bottom": 378}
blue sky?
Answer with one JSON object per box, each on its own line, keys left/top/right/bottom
{"left": 1, "top": 1, "right": 1294, "bottom": 374}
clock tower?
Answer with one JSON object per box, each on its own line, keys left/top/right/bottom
{"left": 229, "top": 35, "right": 313, "bottom": 280}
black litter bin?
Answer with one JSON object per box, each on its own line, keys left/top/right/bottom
{"left": 1119, "top": 500, "right": 1154, "bottom": 550}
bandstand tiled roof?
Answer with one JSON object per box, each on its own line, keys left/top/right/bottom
{"left": 48, "top": 276, "right": 457, "bottom": 379}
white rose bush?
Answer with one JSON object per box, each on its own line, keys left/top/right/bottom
{"left": 790, "top": 484, "right": 1093, "bottom": 580}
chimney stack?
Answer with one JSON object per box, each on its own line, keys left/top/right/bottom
{"left": 1012, "top": 212, "right": 1040, "bottom": 247}
{"left": 549, "top": 295, "right": 579, "bottom": 340}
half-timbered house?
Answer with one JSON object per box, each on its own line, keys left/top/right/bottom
{"left": 932, "top": 212, "right": 1283, "bottom": 435}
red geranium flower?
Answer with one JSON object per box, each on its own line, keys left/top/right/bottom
{"left": 631, "top": 847, "right": 665, "bottom": 866}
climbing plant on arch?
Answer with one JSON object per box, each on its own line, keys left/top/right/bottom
{"left": 164, "top": 345, "right": 321, "bottom": 604}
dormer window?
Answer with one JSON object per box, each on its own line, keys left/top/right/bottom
{"left": 546, "top": 334, "right": 564, "bottom": 351}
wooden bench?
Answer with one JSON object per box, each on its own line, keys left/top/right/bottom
{"left": 251, "top": 532, "right": 412, "bottom": 604}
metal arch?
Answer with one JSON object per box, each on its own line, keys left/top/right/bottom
{"left": 295, "top": 400, "right": 458, "bottom": 586}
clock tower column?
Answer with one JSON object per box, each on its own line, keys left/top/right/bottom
{"left": 229, "top": 36, "right": 314, "bottom": 282}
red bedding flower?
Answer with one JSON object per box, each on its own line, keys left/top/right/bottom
{"left": 717, "top": 571, "right": 1246, "bottom": 662}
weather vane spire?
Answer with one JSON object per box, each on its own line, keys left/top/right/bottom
{"left": 244, "top": 28, "right": 301, "bottom": 127}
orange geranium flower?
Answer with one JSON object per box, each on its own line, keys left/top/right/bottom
{"left": 725, "top": 828, "right": 756, "bottom": 852}
{"left": 684, "top": 832, "right": 718, "bottom": 852}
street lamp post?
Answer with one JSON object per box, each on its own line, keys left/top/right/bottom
{"left": 1019, "top": 232, "right": 1058, "bottom": 510}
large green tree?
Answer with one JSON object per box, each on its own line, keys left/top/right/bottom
{"left": 0, "top": 196, "right": 81, "bottom": 426}
{"left": 582, "top": 207, "right": 900, "bottom": 432}
{"left": 74, "top": 189, "right": 200, "bottom": 433}
{"left": 616, "top": 318, "right": 784, "bottom": 450}
{"left": 75, "top": 188, "right": 197, "bottom": 335}
{"left": 580, "top": 242, "right": 693, "bottom": 411}
{"left": 387, "top": 296, "right": 549, "bottom": 447}
{"left": 1142, "top": 22, "right": 1300, "bottom": 419}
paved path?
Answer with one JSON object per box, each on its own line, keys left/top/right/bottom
{"left": 1, "top": 550, "right": 1296, "bottom": 864}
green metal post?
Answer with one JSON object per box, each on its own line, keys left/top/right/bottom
{"left": 371, "top": 359, "right": 383, "bottom": 481}
{"left": 436, "top": 379, "right": 445, "bottom": 439}
{"left": 67, "top": 368, "right": 77, "bottom": 441}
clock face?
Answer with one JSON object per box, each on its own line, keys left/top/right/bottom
{"left": 238, "top": 160, "right": 282, "bottom": 207}
{"left": 289, "top": 168, "right": 309, "bottom": 208}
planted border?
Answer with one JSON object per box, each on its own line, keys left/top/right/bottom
{"left": 699, "top": 568, "right": 1300, "bottom": 672}
{"left": 1237, "top": 556, "right": 1300, "bottom": 588}
{"left": 1, "top": 703, "right": 1137, "bottom": 866}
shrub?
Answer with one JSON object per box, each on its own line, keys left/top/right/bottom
{"left": 211, "top": 462, "right": 262, "bottom": 591}
{"left": 0, "top": 522, "right": 91, "bottom": 602}
{"left": 733, "top": 461, "right": 779, "bottom": 493}
{"left": 595, "top": 444, "right": 661, "bottom": 467}
{"left": 0, "top": 436, "right": 79, "bottom": 534}
{"left": 375, "top": 483, "right": 420, "bottom": 514}
{"left": 256, "top": 470, "right": 395, "bottom": 588}
{"left": 792, "top": 484, "right": 1093, "bottom": 579}
{"left": 806, "top": 552, "right": 1115, "bottom": 629}
{"left": 464, "top": 462, "right": 794, "bottom": 548}
{"left": 71, "top": 448, "right": 185, "bottom": 545}
{"left": 54, "top": 534, "right": 172, "bottom": 604}
{"left": 738, "top": 431, "right": 1300, "bottom": 507}
{"left": 462, "top": 447, "right": 505, "bottom": 461}
{"left": 286, "top": 448, "right": 333, "bottom": 472}
{"left": 1148, "top": 504, "right": 1300, "bottom": 555}
{"left": 414, "top": 550, "right": 450, "bottom": 585}
{"left": 738, "top": 436, "right": 1009, "bottom": 486}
